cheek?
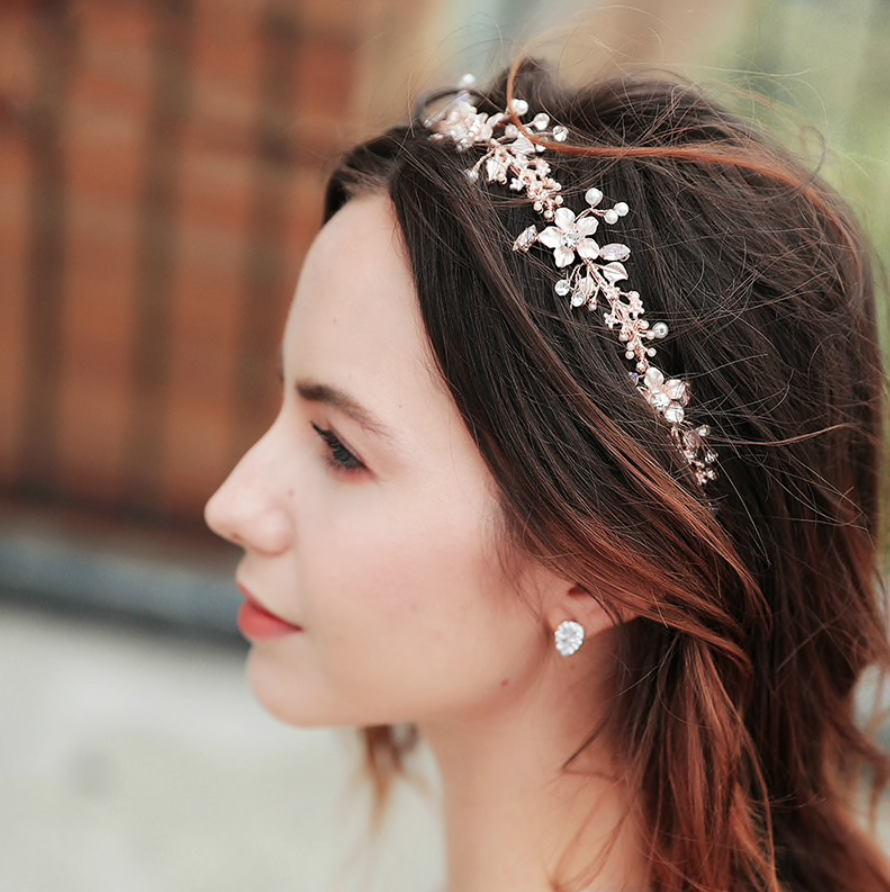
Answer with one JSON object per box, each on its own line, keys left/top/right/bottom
{"left": 334, "top": 485, "right": 497, "bottom": 599}
{"left": 308, "top": 495, "right": 486, "bottom": 626}
{"left": 311, "top": 509, "right": 486, "bottom": 633}
{"left": 314, "top": 503, "right": 541, "bottom": 690}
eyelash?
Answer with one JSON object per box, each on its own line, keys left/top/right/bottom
{"left": 311, "top": 424, "right": 365, "bottom": 473}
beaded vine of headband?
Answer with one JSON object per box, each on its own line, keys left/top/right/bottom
{"left": 424, "top": 77, "right": 718, "bottom": 486}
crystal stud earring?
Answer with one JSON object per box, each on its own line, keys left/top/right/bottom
{"left": 554, "top": 620, "right": 585, "bottom": 657}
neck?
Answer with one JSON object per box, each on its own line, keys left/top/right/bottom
{"left": 419, "top": 650, "right": 648, "bottom": 892}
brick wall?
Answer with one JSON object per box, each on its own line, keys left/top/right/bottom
{"left": 0, "top": 0, "right": 431, "bottom": 527}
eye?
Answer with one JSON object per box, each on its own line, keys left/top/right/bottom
{"left": 311, "top": 424, "right": 365, "bottom": 473}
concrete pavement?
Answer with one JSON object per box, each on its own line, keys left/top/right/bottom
{"left": 0, "top": 601, "right": 443, "bottom": 892}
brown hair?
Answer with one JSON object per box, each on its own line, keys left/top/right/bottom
{"left": 325, "top": 60, "right": 890, "bottom": 892}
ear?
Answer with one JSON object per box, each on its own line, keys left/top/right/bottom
{"left": 540, "top": 575, "right": 635, "bottom": 645}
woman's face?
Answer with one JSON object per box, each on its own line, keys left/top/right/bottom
{"left": 205, "top": 195, "right": 556, "bottom": 729}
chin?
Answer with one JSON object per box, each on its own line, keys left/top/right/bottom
{"left": 245, "top": 651, "right": 363, "bottom": 729}
{"left": 245, "top": 649, "right": 316, "bottom": 726}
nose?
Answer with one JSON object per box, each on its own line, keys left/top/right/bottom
{"left": 204, "top": 422, "right": 294, "bottom": 555}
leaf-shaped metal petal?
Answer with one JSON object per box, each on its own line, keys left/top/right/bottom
{"left": 644, "top": 366, "right": 665, "bottom": 389}
{"left": 599, "top": 243, "right": 630, "bottom": 262}
{"left": 486, "top": 156, "right": 506, "bottom": 180}
{"left": 577, "top": 239, "right": 600, "bottom": 260}
{"left": 554, "top": 246, "right": 574, "bottom": 268}
{"left": 538, "top": 226, "right": 562, "bottom": 249}
{"left": 576, "top": 216, "right": 599, "bottom": 236}
{"left": 664, "top": 379, "right": 689, "bottom": 405}
{"left": 601, "top": 262, "right": 628, "bottom": 282}
{"left": 511, "top": 135, "right": 535, "bottom": 155}
{"left": 553, "top": 207, "right": 576, "bottom": 229}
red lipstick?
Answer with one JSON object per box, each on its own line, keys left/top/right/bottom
{"left": 237, "top": 585, "right": 303, "bottom": 640}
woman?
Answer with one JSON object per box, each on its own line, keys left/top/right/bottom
{"left": 205, "top": 60, "right": 890, "bottom": 892}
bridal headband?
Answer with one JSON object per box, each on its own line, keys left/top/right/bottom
{"left": 424, "top": 77, "right": 718, "bottom": 487}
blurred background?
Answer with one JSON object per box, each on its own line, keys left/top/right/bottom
{"left": 1, "top": 0, "right": 889, "bottom": 890}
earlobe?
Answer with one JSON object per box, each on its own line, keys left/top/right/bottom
{"left": 546, "top": 582, "right": 629, "bottom": 654}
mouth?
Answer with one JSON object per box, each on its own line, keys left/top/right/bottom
{"left": 236, "top": 583, "right": 303, "bottom": 640}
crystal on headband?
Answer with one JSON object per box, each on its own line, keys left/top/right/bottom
{"left": 425, "top": 84, "right": 717, "bottom": 486}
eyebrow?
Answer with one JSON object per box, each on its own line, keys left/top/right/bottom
{"left": 295, "top": 379, "right": 394, "bottom": 440}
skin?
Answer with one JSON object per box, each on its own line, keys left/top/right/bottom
{"left": 205, "top": 195, "right": 648, "bottom": 892}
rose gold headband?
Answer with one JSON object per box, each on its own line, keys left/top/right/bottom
{"left": 425, "top": 79, "right": 717, "bottom": 486}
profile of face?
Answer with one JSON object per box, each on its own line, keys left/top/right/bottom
{"left": 205, "top": 195, "right": 584, "bottom": 730}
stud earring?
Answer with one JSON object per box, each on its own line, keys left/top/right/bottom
{"left": 554, "top": 620, "right": 585, "bottom": 657}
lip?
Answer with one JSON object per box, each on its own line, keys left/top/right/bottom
{"left": 236, "top": 583, "right": 303, "bottom": 641}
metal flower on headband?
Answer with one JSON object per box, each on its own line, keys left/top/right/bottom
{"left": 425, "top": 78, "right": 718, "bottom": 486}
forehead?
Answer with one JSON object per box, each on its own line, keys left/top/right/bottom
{"left": 287, "top": 195, "right": 425, "bottom": 369}
{"left": 283, "top": 195, "right": 448, "bottom": 445}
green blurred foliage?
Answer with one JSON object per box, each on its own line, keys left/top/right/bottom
{"left": 729, "top": 0, "right": 890, "bottom": 328}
